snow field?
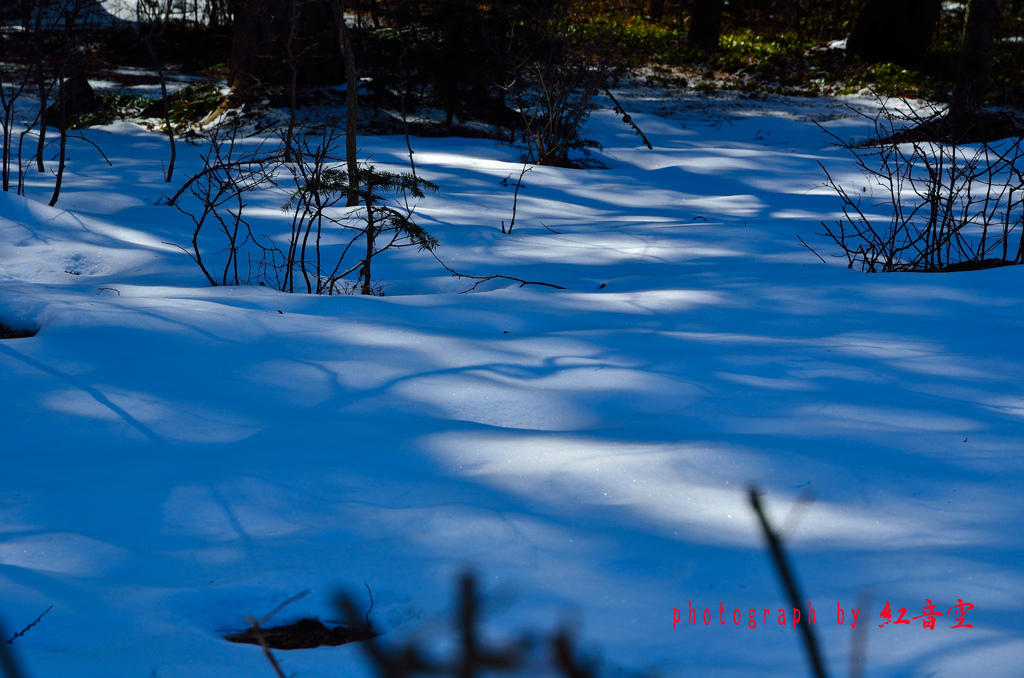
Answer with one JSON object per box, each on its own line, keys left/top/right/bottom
{"left": 1, "top": 89, "right": 1023, "bottom": 677}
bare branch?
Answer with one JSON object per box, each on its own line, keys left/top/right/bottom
{"left": 430, "top": 251, "right": 565, "bottom": 293}
{"left": 6, "top": 606, "right": 53, "bottom": 644}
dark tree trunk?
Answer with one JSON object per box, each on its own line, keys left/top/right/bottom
{"left": 361, "top": 208, "right": 374, "bottom": 295}
{"left": 649, "top": 0, "right": 664, "bottom": 22}
{"left": 952, "top": 0, "right": 1004, "bottom": 111}
{"left": 34, "top": 0, "right": 47, "bottom": 174}
{"left": 846, "top": 0, "right": 941, "bottom": 66}
{"left": 229, "top": 0, "right": 270, "bottom": 90}
{"left": 331, "top": 0, "right": 360, "bottom": 207}
{"left": 342, "top": 15, "right": 359, "bottom": 207}
{"left": 688, "top": 0, "right": 724, "bottom": 51}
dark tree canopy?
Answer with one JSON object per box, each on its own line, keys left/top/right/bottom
{"left": 230, "top": 0, "right": 342, "bottom": 91}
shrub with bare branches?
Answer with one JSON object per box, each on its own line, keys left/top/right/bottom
{"left": 812, "top": 101, "right": 1024, "bottom": 272}
{"left": 170, "top": 123, "right": 438, "bottom": 295}
{"left": 168, "top": 125, "right": 283, "bottom": 287}
{"left": 503, "top": 5, "right": 633, "bottom": 168}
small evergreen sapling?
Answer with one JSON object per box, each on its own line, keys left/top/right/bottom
{"left": 286, "top": 164, "right": 439, "bottom": 295}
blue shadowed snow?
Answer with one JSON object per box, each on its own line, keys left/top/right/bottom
{"left": 1, "top": 88, "right": 1022, "bottom": 678}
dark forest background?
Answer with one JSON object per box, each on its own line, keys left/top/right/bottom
{"left": 1, "top": 0, "right": 1022, "bottom": 179}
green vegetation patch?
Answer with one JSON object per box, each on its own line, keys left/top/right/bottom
{"left": 573, "top": 7, "right": 1023, "bottom": 104}
{"left": 70, "top": 92, "right": 155, "bottom": 129}
{"left": 141, "top": 80, "right": 223, "bottom": 125}
{"left": 168, "top": 80, "right": 222, "bottom": 124}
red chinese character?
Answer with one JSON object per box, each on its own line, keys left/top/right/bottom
{"left": 911, "top": 599, "right": 943, "bottom": 629}
{"left": 947, "top": 599, "right": 975, "bottom": 629}
{"left": 879, "top": 600, "right": 892, "bottom": 627}
{"left": 878, "top": 601, "right": 909, "bottom": 626}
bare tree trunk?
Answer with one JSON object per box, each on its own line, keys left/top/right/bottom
{"left": 49, "top": 72, "right": 67, "bottom": 206}
{"left": 50, "top": 0, "right": 82, "bottom": 207}
{"left": 1, "top": 0, "right": 57, "bottom": 191}
{"left": 34, "top": 0, "right": 47, "bottom": 173}
{"left": 952, "top": 0, "right": 1004, "bottom": 112}
{"left": 1, "top": 97, "right": 13, "bottom": 191}
{"left": 284, "top": 0, "right": 300, "bottom": 161}
{"left": 361, "top": 207, "right": 374, "bottom": 294}
{"left": 150, "top": 47, "right": 176, "bottom": 182}
{"left": 332, "top": 0, "right": 359, "bottom": 207}
{"left": 142, "top": 0, "right": 177, "bottom": 183}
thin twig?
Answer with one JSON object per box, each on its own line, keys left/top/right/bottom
{"left": 383, "top": 8, "right": 417, "bottom": 181}
{"left": 749, "top": 487, "right": 828, "bottom": 678}
{"left": 0, "top": 624, "right": 25, "bottom": 678}
{"left": 160, "top": 153, "right": 280, "bottom": 206}
{"left": 797, "top": 235, "right": 827, "bottom": 264}
{"left": 256, "top": 589, "right": 311, "bottom": 627}
{"left": 553, "top": 631, "right": 593, "bottom": 678}
{"left": 70, "top": 132, "right": 113, "bottom": 166}
{"left": 454, "top": 573, "right": 522, "bottom": 676}
{"left": 430, "top": 251, "right": 565, "bottom": 292}
{"left": 502, "top": 163, "right": 531, "bottom": 234}
{"left": 603, "top": 88, "right": 653, "bottom": 150}
{"left": 337, "top": 594, "right": 432, "bottom": 678}
{"left": 6, "top": 605, "right": 53, "bottom": 644}
{"left": 244, "top": 615, "right": 288, "bottom": 678}
{"left": 363, "top": 583, "right": 374, "bottom": 630}
{"left": 780, "top": 487, "right": 816, "bottom": 538}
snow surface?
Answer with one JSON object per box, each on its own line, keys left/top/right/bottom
{"left": 1, "top": 88, "right": 1023, "bottom": 678}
